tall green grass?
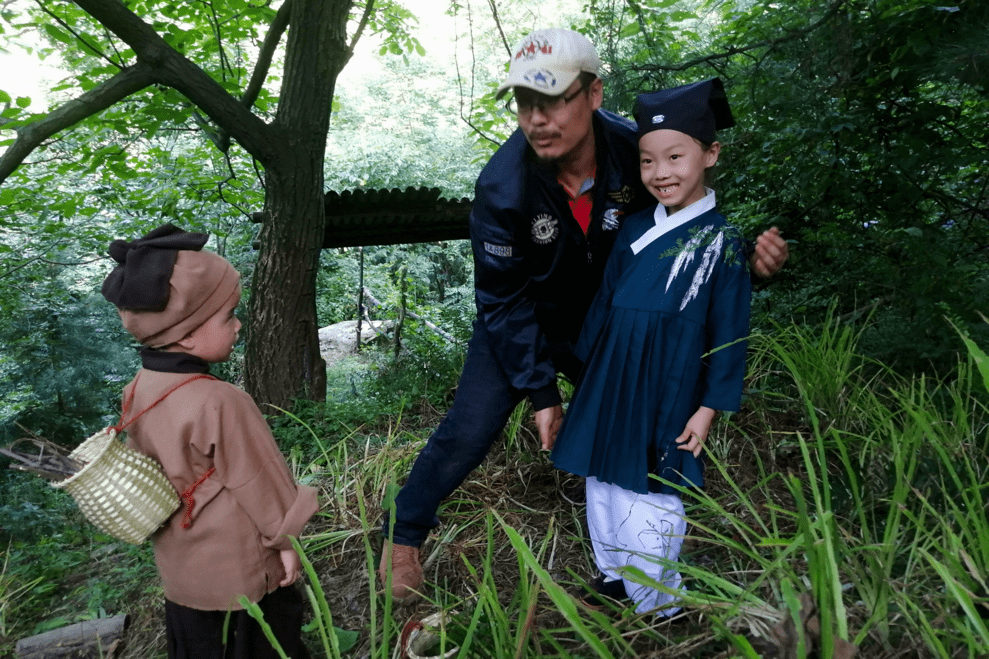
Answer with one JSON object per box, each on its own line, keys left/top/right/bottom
{"left": 8, "top": 312, "right": 985, "bottom": 657}
{"left": 297, "top": 312, "right": 986, "bottom": 657}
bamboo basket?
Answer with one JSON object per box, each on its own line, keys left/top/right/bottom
{"left": 51, "top": 428, "right": 180, "bottom": 545}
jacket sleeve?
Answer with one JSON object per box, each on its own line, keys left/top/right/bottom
{"left": 470, "top": 175, "right": 560, "bottom": 410}
{"left": 195, "top": 386, "right": 319, "bottom": 551}
{"left": 701, "top": 229, "right": 752, "bottom": 412}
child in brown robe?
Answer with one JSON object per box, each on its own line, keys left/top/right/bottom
{"left": 102, "top": 224, "right": 318, "bottom": 659}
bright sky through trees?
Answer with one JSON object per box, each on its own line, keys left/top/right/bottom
{"left": 0, "top": 0, "right": 60, "bottom": 113}
{"left": 0, "top": 0, "right": 581, "bottom": 118}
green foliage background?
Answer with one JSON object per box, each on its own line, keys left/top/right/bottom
{"left": 1, "top": 0, "right": 986, "bottom": 498}
{"left": 0, "top": 0, "right": 984, "bottom": 442}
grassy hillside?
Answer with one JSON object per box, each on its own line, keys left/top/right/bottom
{"left": 2, "top": 315, "right": 987, "bottom": 657}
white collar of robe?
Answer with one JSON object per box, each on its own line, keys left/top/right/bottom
{"left": 630, "top": 188, "right": 717, "bottom": 255}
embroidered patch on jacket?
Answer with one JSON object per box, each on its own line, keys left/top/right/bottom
{"left": 484, "top": 242, "right": 513, "bottom": 257}
{"left": 602, "top": 208, "right": 622, "bottom": 231}
{"left": 607, "top": 186, "right": 634, "bottom": 204}
{"left": 531, "top": 214, "right": 560, "bottom": 244}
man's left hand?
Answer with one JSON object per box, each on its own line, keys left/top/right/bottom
{"left": 750, "top": 227, "right": 789, "bottom": 279}
{"left": 535, "top": 405, "right": 563, "bottom": 451}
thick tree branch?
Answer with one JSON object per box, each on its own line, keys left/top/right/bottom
{"left": 207, "top": 0, "right": 292, "bottom": 151}
{"left": 345, "top": 0, "right": 374, "bottom": 67}
{"left": 241, "top": 0, "right": 292, "bottom": 110}
{"left": 0, "top": 62, "right": 154, "bottom": 183}
{"left": 70, "top": 0, "right": 277, "bottom": 162}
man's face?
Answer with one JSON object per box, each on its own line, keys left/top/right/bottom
{"left": 515, "top": 77, "right": 603, "bottom": 163}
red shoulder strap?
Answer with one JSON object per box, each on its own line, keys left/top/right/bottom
{"left": 115, "top": 373, "right": 216, "bottom": 432}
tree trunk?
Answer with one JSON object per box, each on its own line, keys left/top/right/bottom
{"left": 246, "top": 162, "right": 328, "bottom": 410}
{"left": 243, "top": 0, "right": 352, "bottom": 410}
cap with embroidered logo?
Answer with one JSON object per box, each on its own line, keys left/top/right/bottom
{"left": 496, "top": 28, "right": 600, "bottom": 99}
{"left": 633, "top": 78, "right": 735, "bottom": 143}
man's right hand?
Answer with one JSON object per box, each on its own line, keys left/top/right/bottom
{"left": 535, "top": 405, "right": 563, "bottom": 451}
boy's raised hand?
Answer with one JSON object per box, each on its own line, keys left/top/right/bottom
{"left": 279, "top": 547, "right": 302, "bottom": 586}
{"left": 750, "top": 227, "right": 789, "bottom": 279}
{"left": 675, "top": 406, "right": 717, "bottom": 458}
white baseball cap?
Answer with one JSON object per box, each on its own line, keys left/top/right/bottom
{"left": 496, "top": 28, "right": 600, "bottom": 99}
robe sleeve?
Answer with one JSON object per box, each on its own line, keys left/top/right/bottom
{"left": 193, "top": 386, "right": 318, "bottom": 551}
{"left": 700, "top": 229, "right": 752, "bottom": 412}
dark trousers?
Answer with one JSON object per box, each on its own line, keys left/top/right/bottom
{"left": 164, "top": 585, "right": 309, "bottom": 659}
{"left": 384, "top": 323, "right": 577, "bottom": 547}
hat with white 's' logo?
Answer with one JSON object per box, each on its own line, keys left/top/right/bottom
{"left": 496, "top": 28, "right": 600, "bottom": 99}
{"left": 634, "top": 78, "right": 735, "bottom": 143}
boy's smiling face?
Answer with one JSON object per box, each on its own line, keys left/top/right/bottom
{"left": 639, "top": 129, "right": 720, "bottom": 214}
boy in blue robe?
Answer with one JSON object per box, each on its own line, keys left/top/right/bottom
{"left": 551, "top": 78, "right": 751, "bottom": 616}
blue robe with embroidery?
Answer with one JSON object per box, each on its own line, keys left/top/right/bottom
{"left": 551, "top": 204, "right": 751, "bottom": 495}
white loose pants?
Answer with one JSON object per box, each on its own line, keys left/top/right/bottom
{"left": 585, "top": 476, "right": 687, "bottom": 615}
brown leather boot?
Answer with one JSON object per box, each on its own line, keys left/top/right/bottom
{"left": 378, "top": 540, "right": 423, "bottom": 605}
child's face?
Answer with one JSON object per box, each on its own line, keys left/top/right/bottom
{"left": 179, "top": 289, "right": 242, "bottom": 363}
{"left": 639, "top": 129, "right": 720, "bottom": 214}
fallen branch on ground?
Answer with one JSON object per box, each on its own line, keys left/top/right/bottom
{"left": 362, "top": 287, "right": 458, "bottom": 344}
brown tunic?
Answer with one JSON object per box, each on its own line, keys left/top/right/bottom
{"left": 122, "top": 369, "right": 318, "bottom": 611}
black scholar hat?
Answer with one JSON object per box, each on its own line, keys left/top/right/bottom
{"left": 634, "top": 77, "right": 735, "bottom": 143}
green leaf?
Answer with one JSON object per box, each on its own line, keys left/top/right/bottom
{"left": 670, "top": 10, "right": 698, "bottom": 21}
{"left": 619, "top": 22, "right": 640, "bottom": 38}
{"left": 951, "top": 319, "right": 989, "bottom": 395}
{"left": 41, "top": 24, "right": 76, "bottom": 47}
{"left": 237, "top": 597, "right": 291, "bottom": 659}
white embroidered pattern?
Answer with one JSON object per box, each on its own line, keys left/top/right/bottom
{"left": 665, "top": 225, "right": 724, "bottom": 311}
{"left": 531, "top": 214, "right": 559, "bottom": 244}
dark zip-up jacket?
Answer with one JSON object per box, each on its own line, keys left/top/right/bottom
{"left": 470, "top": 109, "right": 652, "bottom": 410}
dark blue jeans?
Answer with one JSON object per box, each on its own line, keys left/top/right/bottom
{"left": 384, "top": 323, "right": 561, "bottom": 547}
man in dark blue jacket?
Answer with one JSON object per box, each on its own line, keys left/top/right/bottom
{"left": 379, "top": 28, "right": 789, "bottom": 604}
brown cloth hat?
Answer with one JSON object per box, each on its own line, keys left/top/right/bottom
{"left": 101, "top": 224, "right": 240, "bottom": 348}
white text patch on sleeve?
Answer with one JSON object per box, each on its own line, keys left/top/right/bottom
{"left": 484, "top": 242, "right": 513, "bottom": 257}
